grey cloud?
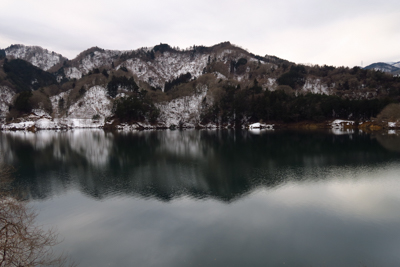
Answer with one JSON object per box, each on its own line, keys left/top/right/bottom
{"left": 1, "top": 0, "right": 400, "bottom": 66}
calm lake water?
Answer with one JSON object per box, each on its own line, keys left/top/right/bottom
{"left": 1, "top": 129, "right": 400, "bottom": 267}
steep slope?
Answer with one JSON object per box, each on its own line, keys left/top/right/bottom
{"left": 61, "top": 42, "right": 280, "bottom": 92}
{"left": 156, "top": 84, "right": 208, "bottom": 127}
{"left": 121, "top": 50, "right": 208, "bottom": 90}
{"left": 50, "top": 86, "right": 112, "bottom": 120}
{"left": 61, "top": 47, "right": 126, "bottom": 79}
{"left": 67, "top": 86, "right": 112, "bottom": 119}
{"left": 3, "top": 59, "right": 58, "bottom": 92}
{"left": 391, "top": 61, "right": 400, "bottom": 68}
{"left": 4, "top": 44, "right": 67, "bottom": 71}
{"left": 0, "top": 86, "right": 15, "bottom": 117}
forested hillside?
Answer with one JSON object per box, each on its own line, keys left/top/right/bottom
{"left": 0, "top": 42, "right": 399, "bottom": 129}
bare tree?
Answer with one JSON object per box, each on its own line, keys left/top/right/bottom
{"left": 0, "top": 163, "right": 76, "bottom": 267}
{"left": 377, "top": 103, "right": 400, "bottom": 121}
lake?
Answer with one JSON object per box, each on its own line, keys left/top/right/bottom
{"left": 1, "top": 129, "right": 400, "bottom": 267}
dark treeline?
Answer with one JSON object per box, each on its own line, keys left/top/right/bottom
{"left": 107, "top": 75, "right": 159, "bottom": 122}
{"left": 201, "top": 85, "right": 393, "bottom": 125}
{"left": 164, "top": 72, "right": 192, "bottom": 92}
{"left": 113, "top": 92, "right": 160, "bottom": 123}
{"left": 107, "top": 75, "right": 139, "bottom": 98}
{"left": 3, "top": 59, "right": 57, "bottom": 92}
{"left": 277, "top": 65, "right": 307, "bottom": 88}
{"left": 293, "top": 64, "right": 400, "bottom": 95}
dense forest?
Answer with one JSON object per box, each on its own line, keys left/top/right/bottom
{"left": 200, "top": 84, "right": 392, "bottom": 125}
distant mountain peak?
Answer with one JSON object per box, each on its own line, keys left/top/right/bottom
{"left": 391, "top": 61, "right": 400, "bottom": 68}
{"left": 363, "top": 62, "right": 400, "bottom": 74}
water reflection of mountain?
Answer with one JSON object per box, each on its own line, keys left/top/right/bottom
{"left": 1, "top": 130, "right": 399, "bottom": 202}
{"left": 375, "top": 132, "right": 400, "bottom": 153}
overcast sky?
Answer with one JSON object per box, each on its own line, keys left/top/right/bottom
{"left": 1, "top": 0, "right": 399, "bottom": 67}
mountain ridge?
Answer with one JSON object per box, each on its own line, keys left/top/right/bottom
{"left": 1, "top": 42, "right": 400, "bottom": 130}
{"left": 364, "top": 62, "right": 400, "bottom": 75}
{"left": 3, "top": 44, "right": 68, "bottom": 71}
{"left": 2, "top": 42, "right": 289, "bottom": 88}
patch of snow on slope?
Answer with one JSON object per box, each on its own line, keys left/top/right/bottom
{"left": 123, "top": 52, "right": 209, "bottom": 90}
{"left": 123, "top": 58, "right": 163, "bottom": 89}
{"left": 67, "top": 86, "right": 112, "bottom": 119}
{"left": 215, "top": 72, "right": 227, "bottom": 80}
{"left": 248, "top": 57, "right": 261, "bottom": 63}
{"left": 31, "top": 109, "right": 50, "bottom": 117}
{"left": 79, "top": 50, "right": 122, "bottom": 74}
{"left": 217, "top": 50, "right": 249, "bottom": 64}
{"left": 344, "top": 90, "right": 377, "bottom": 100}
{"left": 302, "top": 79, "right": 330, "bottom": 95}
{"left": 0, "top": 86, "right": 15, "bottom": 117}
{"left": 156, "top": 85, "right": 208, "bottom": 127}
{"left": 5, "top": 44, "right": 65, "bottom": 71}
{"left": 64, "top": 50, "right": 124, "bottom": 79}
{"left": 50, "top": 90, "right": 71, "bottom": 117}
{"left": 64, "top": 67, "right": 82, "bottom": 79}
{"left": 263, "top": 78, "right": 277, "bottom": 91}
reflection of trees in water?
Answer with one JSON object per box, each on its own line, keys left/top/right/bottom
{"left": 0, "top": 130, "right": 115, "bottom": 200}
{"left": 1, "top": 130, "right": 400, "bottom": 203}
{"left": 375, "top": 132, "right": 400, "bottom": 153}
{"left": 0, "top": 163, "right": 75, "bottom": 267}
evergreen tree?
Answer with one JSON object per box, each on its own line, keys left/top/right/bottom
{"left": 14, "top": 91, "right": 33, "bottom": 113}
{"left": 0, "top": 49, "right": 5, "bottom": 59}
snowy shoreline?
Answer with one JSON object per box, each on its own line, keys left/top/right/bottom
{"left": 1, "top": 110, "right": 399, "bottom": 133}
{"left": 0, "top": 119, "right": 276, "bottom": 131}
{"left": 2, "top": 117, "right": 399, "bottom": 133}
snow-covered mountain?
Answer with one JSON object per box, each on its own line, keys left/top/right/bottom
{"left": 364, "top": 62, "right": 400, "bottom": 74}
{"left": 1, "top": 42, "right": 400, "bottom": 130}
{"left": 392, "top": 62, "right": 400, "bottom": 68}
{"left": 59, "top": 42, "right": 276, "bottom": 91}
{"left": 3, "top": 42, "right": 283, "bottom": 92}
{"left": 2, "top": 42, "right": 281, "bottom": 129}
{"left": 61, "top": 47, "right": 126, "bottom": 79}
{"left": 4, "top": 44, "right": 67, "bottom": 71}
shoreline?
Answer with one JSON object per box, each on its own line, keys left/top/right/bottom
{"left": 1, "top": 117, "right": 399, "bottom": 133}
{"left": 1, "top": 110, "right": 399, "bottom": 132}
